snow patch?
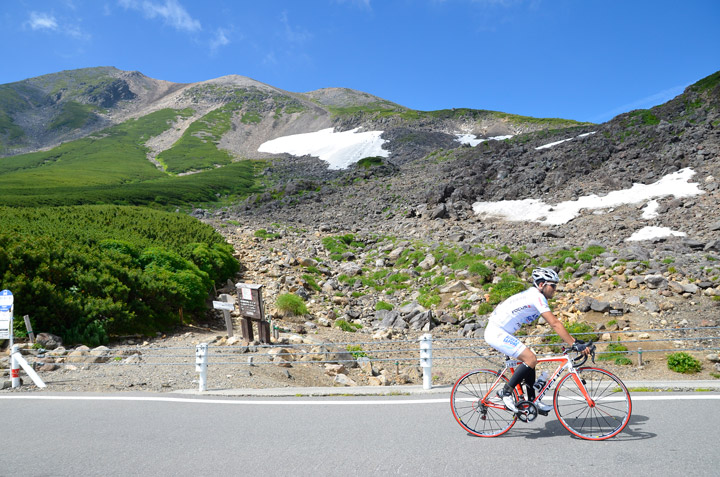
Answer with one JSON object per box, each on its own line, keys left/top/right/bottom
{"left": 258, "top": 127, "right": 389, "bottom": 170}
{"left": 535, "top": 131, "right": 596, "bottom": 150}
{"left": 625, "top": 226, "right": 686, "bottom": 242}
{"left": 472, "top": 168, "right": 703, "bottom": 225}
{"left": 641, "top": 199, "right": 660, "bottom": 219}
{"left": 455, "top": 134, "right": 513, "bottom": 146}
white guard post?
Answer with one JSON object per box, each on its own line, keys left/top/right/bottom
{"left": 1, "top": 290, "right": 18, "bottom": 387}
{"left": 11, "top": 345, "right": 46, "bottom": 388}
{"left": 1, "top": 290, "right": 46, "bottom": 388}
{"left": 419, "top": 333, "right": 433, "bottom": 390}
{"left": 195, "top": 343, "right": 208, "bottom": 392}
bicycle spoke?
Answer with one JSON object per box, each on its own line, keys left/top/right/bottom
{"left": 451, "top": 369, "right": 517, "bottom": 437}
{"left": 553, "top": 368, "right": 632, "bottom": 440}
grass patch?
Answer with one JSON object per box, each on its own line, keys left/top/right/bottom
{"left": 254, "top": 229, "right": 281, "bottom": 240}
{"left": 347, "top": 344, "right": 368, "bottom": 358}
{"left": 487, "top": 274, "right": 527, "bottom": 305}
{"left": 275, "top": 293, "right": 308, "bottom": 316}
{"left": 629, "top": 109, "right": 660, "bottom": 126}
{"left": 375, "top": 301, "right": 394, "bottom": 311}
{"left": 49, "top": 101, "right": 98, "bottom": 131}
{"left": 301, "top": 274, "right": 321, "bottom": 292}
{"left": 157, "top": 104, "right": 237, "bottom": 173}
{"left": 321, "top": 234, "right": 365, "bottom": 261}
{"left": 543, "top": 322, "right": 599, "bottom": 351}
{"left": 356, "top": 156, "right": 384, "bottom": 169}
{"left": 335, "top": 319, "right": 362, "bottom": 332}
{"left": 0, "top": 108, "right": 264, "bottom": 208}
{"left": 241, "top": 111, "right": 261, "bottom": 124}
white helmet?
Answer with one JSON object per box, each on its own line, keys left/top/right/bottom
{"left": 532, "top": 267, "right": 559, "bottom": 287}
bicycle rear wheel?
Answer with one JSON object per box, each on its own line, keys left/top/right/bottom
{"left": 554, "top": 367, "right": 632, "bottom": 440}
{"left": 451, "top": 369, "right": 518, "bottom": 437}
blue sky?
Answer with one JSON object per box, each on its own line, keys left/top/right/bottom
{"left": 1, "top": 0, "right": 718, "bottom": 123}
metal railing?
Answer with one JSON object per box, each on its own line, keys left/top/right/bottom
{"left": 9, "top": 326, "right": 720, "bottom": 391}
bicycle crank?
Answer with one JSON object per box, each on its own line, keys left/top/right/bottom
{"left": 516, "top": 401, "right": 538, "bottom": 422}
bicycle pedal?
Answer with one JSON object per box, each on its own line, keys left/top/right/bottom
{"left": 538, "top": 409, "right": 549, "bottom": 416}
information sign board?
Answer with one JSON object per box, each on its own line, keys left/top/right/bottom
{"left": 0, "top": 289, "right": 12, "bottom": 339}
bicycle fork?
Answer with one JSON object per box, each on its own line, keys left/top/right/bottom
{"left": 568, "top": 370, "right": 596, "bottom": 407}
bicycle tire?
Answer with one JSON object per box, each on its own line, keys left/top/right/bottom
{"left": 553, "top": 367, "right": 632, "bottom": 440}
{"left": 451, "top": 369, "right": 518, "bottom": 437}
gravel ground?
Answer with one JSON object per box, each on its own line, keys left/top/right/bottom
{"left": 2, "top": 314, "right": 718, "bottom": 394}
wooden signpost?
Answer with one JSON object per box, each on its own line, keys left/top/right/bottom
{"left": 236, "top": 283, "right": 270, "bottom": 343}
{"left": 212, "top": 294, "right": 236, "bottom": 337}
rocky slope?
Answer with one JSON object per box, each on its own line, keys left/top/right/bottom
{"left": 2, "top": 69, "right": 719, "bottom": 392}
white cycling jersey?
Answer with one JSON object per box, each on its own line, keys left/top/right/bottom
{"left": 488, "top": 286, "right": 550, "bottom": 334}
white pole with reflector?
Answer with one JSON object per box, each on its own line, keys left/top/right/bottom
{"left": 11, "top": 345, "right": 46, "bottom": 388}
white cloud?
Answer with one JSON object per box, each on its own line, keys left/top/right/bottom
{"left": 28, "top": 12, "right": 58, "bottom": 31}
{"left": 118, "top": 0, "right": 201, "bottom": 32}
{"left": 280, "top": 11, "right": 311, "bottom": 44}
{"left": 334, "top": 0, "right": 372, "bottom": 9}
{"left": 210, "top": 28, "right": 230, "bottom": 52}
{"left": 590, "top": 84, "right": 686, "bottom": 123}
{"left": 263, "top": 51, "right": 278, "bottom": 65}
{"left": 26, "top": 11, "right": 90, "bottom": 40}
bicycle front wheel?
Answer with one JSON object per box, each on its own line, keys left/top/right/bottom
{"left": 451, "top": 369, "right": 518, "bottom": 437}
{"left": 554, "top": 367, "right": 632, "bottom": 440}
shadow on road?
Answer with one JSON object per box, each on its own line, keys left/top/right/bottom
{"left": 469, "top": 413, "right": 656, "bottom": 441}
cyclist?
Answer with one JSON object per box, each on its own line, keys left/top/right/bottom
{"left": 484, "top": 267, "right": 589, "bottom": 413}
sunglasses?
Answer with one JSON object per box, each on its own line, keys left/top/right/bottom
{"left": 545, "top": 283, "right": 557, "bottom": 289}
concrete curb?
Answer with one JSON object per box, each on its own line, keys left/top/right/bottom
{"left": 173, "top": 380, "right": 720, "bottom": 397}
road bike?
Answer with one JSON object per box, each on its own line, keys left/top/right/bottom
{"left": 450, "top": 342, "right": 632, "bottom": 440}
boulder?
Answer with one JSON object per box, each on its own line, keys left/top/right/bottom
{"left": 368, "top": 375, "right": 388, "bottom": 386}
{"left": 297, "top": 257, "right": 317, "bottom": 267}
{"left": 590, "top": 300, "right": 611, "bottom": 313}
{"left": 439, "top": 281, "right": 469, "bottom": 293}
{"left": 268, "top": 348, "right": 294, "bottom": 367}
{"left": 324, "top": 364, "right": 347, "bottom": 376}
{"left": 419, "top": 254, "right": 436, "bottom": 270}
{"left": 35, "top": 333, "right": 62, "bottom": 350}
{"left": 645, "top": 275, "right": 667, "bottom": 289}
{"left": 408, "top": 310, "right": 435, "bottom": 331}
{"left": 333, "top": 374, "right": 357, "bottom": 386}
{"left": 338, "top": 262, "right": 362, "bottom": 276}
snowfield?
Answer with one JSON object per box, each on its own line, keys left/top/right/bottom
{"left": 258, "top": 127, "right": 389, "bottom": 170}
{"left": 535, "top": 131, "right": 597, "bottom": 150}
{"left": 472, "top": 168, "right": 704, "bottom": 241}
{"left": 455, "top": 134, "right": 513, "bottom": 146}
{"left": 257, "top": 129, "right": 516, "bottom": 170}
{"left": 626, "top": 226, "right": 686, "bottom": 242}
{"left": 257, "top": 126, "right": 703, "bottom": 243}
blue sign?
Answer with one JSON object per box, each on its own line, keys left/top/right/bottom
{"left": 0, "top": 289, "right": 13, "bottom": 312}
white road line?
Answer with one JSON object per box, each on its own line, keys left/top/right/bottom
{"left": 0, "top": 395, "right": 446, "bottom": 405}
{"left": 0, "top": 394, "right": 718, "bottom": 405}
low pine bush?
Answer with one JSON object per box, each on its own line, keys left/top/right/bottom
{"left": 667, "top": 352, "right": 702, "bottom": 374}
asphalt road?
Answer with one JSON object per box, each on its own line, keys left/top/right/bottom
{"left": 1, "top": 392, "right": 718, "bottom": 476}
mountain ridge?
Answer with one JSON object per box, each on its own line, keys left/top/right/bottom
{"left": 0, "top": 66, "right": 589, "bottom": 158}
